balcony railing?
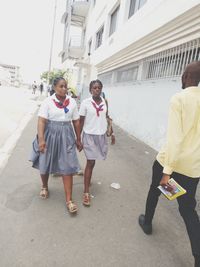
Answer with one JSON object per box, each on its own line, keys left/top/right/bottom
{"left": 71, "top": 0, "right": 90, "bottom": 25}
{"left": 72, "top": 0, "right": 89, "bottom": 2}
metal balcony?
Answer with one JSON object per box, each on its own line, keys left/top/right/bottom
{"left": 60, "top": 38, "right": 85, "bottom": 62}
{"left": 72, "top": 0, "right": 90, "bottom": 17}
{"left": 68, "top": 38, "right": 85, "bottom": 59}
{"left": 61, "top": 0, "right": 90, "bottom": 26}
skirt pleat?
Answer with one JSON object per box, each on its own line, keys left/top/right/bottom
{"left": 82, "top": 132, "right": 108, "bottom": 160}
{"left": 30, "top": 120, "right": 80, "bottom": 175}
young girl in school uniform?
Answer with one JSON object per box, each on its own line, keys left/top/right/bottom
{"left": 79, "top": 79, "right": 115, "bottom": 206}
{"left": 30, "top": 77, "right": 82, "bottom": 214}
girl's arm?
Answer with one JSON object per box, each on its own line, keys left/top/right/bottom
{"left": 37, "top": 117, "right": 47, "bottom": 153}
{"left": 79, "top": 115, "right": 85, "bottom": 134}
{"left": 72, "top": 119, "right": 83, "bottom": 151}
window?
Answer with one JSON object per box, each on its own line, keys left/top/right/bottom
{"left": 98, "top": 72, "right": 113, "bottom": 85}
{"left": 115, "top": 66, "right": 139, "bottom": 83}
{"left": 95, "top": 26, "right": 104, "bottom": 49}
{"left": 88, "top": 39, "right": 92, "bottom": 55}
{"left": 109, "top": 6, "right": 120, "bottom": 36}
{"left": 138, "top": 0, "right": 147, "bottom": 9}
{"left": 129, "top": 0, "right": 136, "bottom": 18}
{"left": 128, "top": 0, "right": 147, "bottom": 18}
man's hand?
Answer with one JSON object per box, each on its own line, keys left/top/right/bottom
{"left": 160, "top": 174, "right": 170, "bottom": 186}
{"left": 160, "top": 174, "right": 173, "bottom": 192}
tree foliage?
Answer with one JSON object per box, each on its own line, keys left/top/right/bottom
{"left": 40, "top": 69, "right": 69, "bottom": 85}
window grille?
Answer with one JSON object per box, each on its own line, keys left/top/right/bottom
{"left": 143, "top": 39, "right": 200, "bottom": 80}
{"left": 109, "top": 6, "right": 120, "bottom": 36}
{"left": 98, "top": 38, "right": 200, "bottom": 85}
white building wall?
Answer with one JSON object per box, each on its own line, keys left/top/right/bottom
{"left": 78, "top": 0, "right": 200, "bottom": 151}
{"left": 61, "top": 0, "right": 200, "bottom": 151}
{"left": 103, "top": 78, "right": 181, "bottom": 151}
{"left": 86, "top": 0, "right": 200, "bottom": 68}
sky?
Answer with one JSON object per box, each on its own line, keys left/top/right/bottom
{"left": 0, "top": 0, "right": 66, "bottom": 83}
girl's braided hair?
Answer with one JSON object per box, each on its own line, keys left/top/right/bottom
{"left": 89, "top": 79, "right": 103, "bottom": 92}
{"left": 53, "top": 77, "right": 66, "bottom": 87}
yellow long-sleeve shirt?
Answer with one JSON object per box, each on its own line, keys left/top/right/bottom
{"left": 157, "top": 86, "right": 200, "bottom": 178}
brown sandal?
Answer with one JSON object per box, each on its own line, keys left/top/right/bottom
{"left": 83, "top": 193, "right": 91, "bottom": 206}
{"left": 40, "top": 187, "right": 49, "bottom": 199}
{"left": 66, "top": 201, "right": 78, "bottom": 213}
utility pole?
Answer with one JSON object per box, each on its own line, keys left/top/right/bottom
{"left": 47, "top": 0, "right": 58, "bottom": 94}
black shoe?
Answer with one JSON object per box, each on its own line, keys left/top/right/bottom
{"left": 138, "top": 214, "right": 152, "bottom": 235}
{"left": 195, "top": 255, "right": 200, "bottom": 267}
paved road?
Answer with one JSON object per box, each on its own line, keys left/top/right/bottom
{"left": 0, "top": 114, "right": 199, "bottom": 267}
{"left": 0, "top": 86, "right": 44, "bottom": 173}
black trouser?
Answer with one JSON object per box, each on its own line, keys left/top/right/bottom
{"left": 144, "top": 160, "right": 200, "bottom": 257}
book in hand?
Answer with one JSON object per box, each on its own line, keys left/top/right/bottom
{"left": 157, "top": 178, "right": 187, "bottom": 200}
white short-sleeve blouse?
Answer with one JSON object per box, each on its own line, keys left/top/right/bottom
{"left": 38, "top": 93, "right": 79, "bottom": 121}
{"left": 79, "top": 97, "right": 107, "bottom": 135}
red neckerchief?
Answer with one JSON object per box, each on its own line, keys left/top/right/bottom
{"left": 53, "top": 97, "right": 70, "bottom": 113}
{"left": 91, "top": 101, "right": 104, "bottom": 117}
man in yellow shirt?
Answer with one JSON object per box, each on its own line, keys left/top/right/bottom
{"left": 139, "top": 61, "right": 200, "bottom": 267}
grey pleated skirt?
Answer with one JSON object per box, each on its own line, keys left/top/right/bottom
{"left": 29, "top": 120, "right": 80, "bottom": 175}
{"left": 82, "top": 132, "right": 108, "bottom": 160}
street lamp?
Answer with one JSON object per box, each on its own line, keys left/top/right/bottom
{"left": 47, "top": 0, "right": 58, "bottom": 95}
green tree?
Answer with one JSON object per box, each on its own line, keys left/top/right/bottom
{"left": 40, "top": 69, "right": 69, "bottom": 85}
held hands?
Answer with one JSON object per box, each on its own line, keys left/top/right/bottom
{"left": 76, "top": 139, "right": 83, "bottom": 152}
{"left": 39, "top": 140, "right": 47, "bottom": 153}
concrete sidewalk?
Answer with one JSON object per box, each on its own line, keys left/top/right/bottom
{"left": 0, "top": 114, "right": 199, "bottom": 267}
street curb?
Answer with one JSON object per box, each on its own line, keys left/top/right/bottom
{"left": 0, "top": 102, "right": 39, "bottom": 175}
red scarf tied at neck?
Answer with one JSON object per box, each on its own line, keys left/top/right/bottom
{"left": 53, "top": 98, "right": 70, "bottom": 113}
{"left": 91, "top": 101, "right": 104, "bottom": 117}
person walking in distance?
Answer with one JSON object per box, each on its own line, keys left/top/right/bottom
{"left": 79, "top": 79, "right": 115, "bottom": 206}
{"left": 32, "top": 81, "right": 37, "bottom": 94}
{"left": 138, "top": 61, "right": 200, "bottom": 267}
{"left": 39, "top": 82, "right": 44, "bottom": 95}
{"left": 29, "top": 77, "right": 82, "bottom": 214}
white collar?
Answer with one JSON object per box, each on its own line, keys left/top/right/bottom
{"left": 90, "top": 96, "right": 104, "bottom": 104}
{"left": 51, "top": 93, "right": 69, "bottom": 102}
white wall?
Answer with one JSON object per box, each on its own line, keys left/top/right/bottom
{"left": 77, "top": 0, "right": 199, "bottom": 150}
{"left": 85, "top": 0, "right": 200, "bottom": 67}
{"left": 103, "top": 78, "right": 181, "bottom": 151}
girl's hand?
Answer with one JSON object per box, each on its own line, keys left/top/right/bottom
{"left": 111, "top": 134, "right": 115, "bottom": 145}
{"left": 39, "top": 140, "right": 47, "bottom": 153}
{"left": 76, "top": 140, "right": 83, "bottom": 152}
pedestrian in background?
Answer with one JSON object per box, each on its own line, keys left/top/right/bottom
{"left": 32, "top": 81, "right": 37, "bottom": 94}
{"left": 39, "top": 82, "right": 44, "bottom": 95}
{"left": 30, "top": 77, "right": 82, "bottom": 214}
{"left": 138, "top": 61, "right": 200, "bottom": 267}
{"left": 79, "top": 79, "right": 115, "bottom": 206}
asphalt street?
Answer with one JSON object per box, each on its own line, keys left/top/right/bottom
{"left": 0, "top": 114, "right": 199, "bottom": 267}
